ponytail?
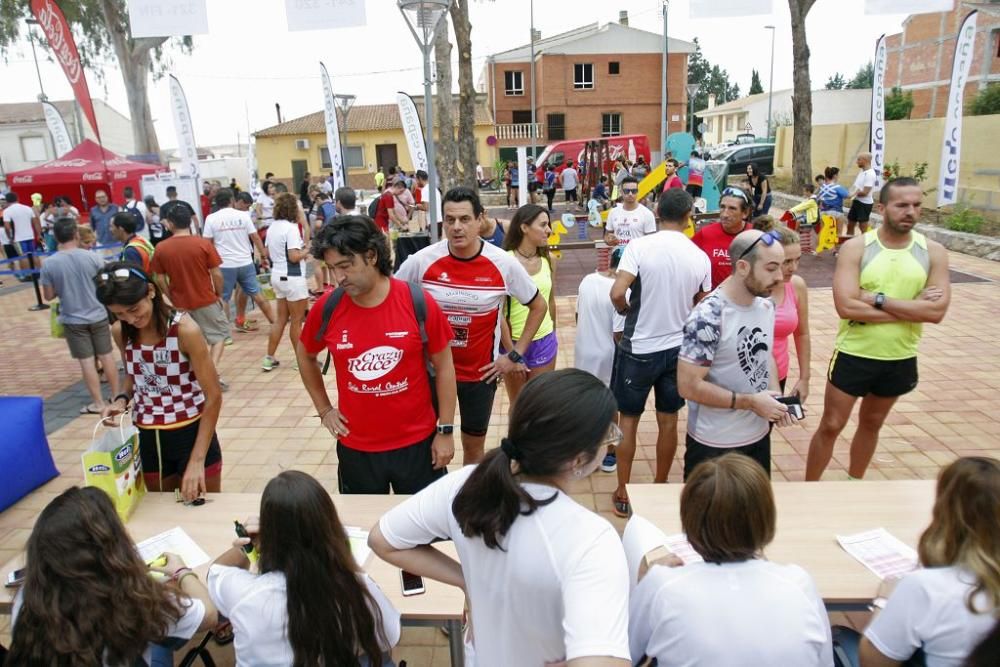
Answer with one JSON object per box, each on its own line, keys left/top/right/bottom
{"left": 452, "top": 369, "right": 616, "bottom": 549}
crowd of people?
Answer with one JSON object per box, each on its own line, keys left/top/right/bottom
{"left": 5, "top": 151, "right": 994, "bottom": 666}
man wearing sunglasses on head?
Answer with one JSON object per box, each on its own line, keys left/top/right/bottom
{"left": 678, "top": 229, "right": 797, "bottom": 480}
{"left": 692, "top": 187, "right": 753, "bottom": 289}
{"left": 604, "top": 176, "right": 656, "bottom": 247}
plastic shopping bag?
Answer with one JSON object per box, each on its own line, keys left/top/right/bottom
{"left": 82, "top": 415, "right": 145, "bottom": 521}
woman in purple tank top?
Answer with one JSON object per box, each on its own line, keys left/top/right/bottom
{"left": 769, "top": 226, "right": 811, "bottom": 400}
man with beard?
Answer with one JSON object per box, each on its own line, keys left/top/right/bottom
{"left": 678, "top": 229, "right": 796, "bottom": 480}
{"left": 692, "top": 187, "right": 753, "bottom": 289}
{"left": 806, "top": 178, "right": 950, "bottom": 481}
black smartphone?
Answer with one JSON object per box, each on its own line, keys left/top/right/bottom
{"left": 234, "top": 521, "right": 258, "bottom": 563}
{"left": 400, "top": 570, "right": 425, "bottom": 596}
{"left": 776, "top": 395, "right": 805, "bottom": 419}
{"left": 5, "top": 567, "right": 26, "bottom": 588}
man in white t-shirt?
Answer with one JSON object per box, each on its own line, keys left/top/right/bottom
{"left": 203, "top": 188, "right": 274, "bottom": 332}
{"left": 2, "top": 192, "right": 41, "bottom": 277}
{"left": 608, "top": 189, "right": 711, "bottom": 517}
{"left": 121, "top": 186, "right": 149, "bottom": 240}
{"left": 604, "top": 176, "right": 655, "bottom": 247}
{"left": 847, "top": 152, "right": 878, "bottom": 235}
{"left": 560, "top": 160, "right": 580, "bottom": 205}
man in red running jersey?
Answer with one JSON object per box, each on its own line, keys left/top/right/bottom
{"left": 692, "top": 187, "right": 752, "bottom": 289}
{"left": 396, "top": 187, "right": 547, "bottom": 464}
{"left": 297, "top": 216, "right": 458, "bottom": 493}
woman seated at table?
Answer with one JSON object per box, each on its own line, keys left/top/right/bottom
{"left": 7, "top": 486, "right": 217, "bottom": 665}
{"left": 860, "top": 456, "right": 1000, "bottom": 667}
{"left": 207, "top": 470, "right": 400, "bottom": 666}
{"left": 629, "top": 453, "right": 833, "bottom": 666}
{"left": 369, "top": 369, "right": 631, "bottom": 667}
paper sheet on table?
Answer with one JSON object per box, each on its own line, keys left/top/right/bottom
{"left": 136, "top": 526, "right": 210, "bottom": 569}
{"left": 346, "top": 526, "right": 372, "bottom": 568}
{"left": 623, "top": 516, "right": 703, "bottom": 588}
{"left": 836, "top": 528, "right": 919, "bottom": 580}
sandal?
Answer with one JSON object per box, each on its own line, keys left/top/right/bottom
{"left": 612, "top": 492, "right": 631, "bottom": 518}
{"left": 80, "top": 403, "right": 101, "bottom": 415}
{"left": 213, "top": 620, "right": 235, "bottom": 645}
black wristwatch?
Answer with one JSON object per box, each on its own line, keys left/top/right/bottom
{"left": 507, "top": 349, "right": 524, "bottom": 364}
{"left": 873, "top": 292, "right": 887, "bottom": 310}
{"left": 436, "top": 423, "right": 454, "bottom": 435}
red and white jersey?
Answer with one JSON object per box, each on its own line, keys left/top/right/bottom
{"left": 396, "top": 240, "right": 539, "bottom": 382}
{"left": 125, "top": 312, "right": 206, "bottom": 427}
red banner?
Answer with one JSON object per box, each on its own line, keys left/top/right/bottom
{"left": 30, "top": 0, "right": 101, "bottom": 142}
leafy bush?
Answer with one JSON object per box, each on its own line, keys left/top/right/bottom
{"left": 885, "top": 87, "right": 915, "bottom": 121}
{"left": 882, "top": 160, "right": 929, "bottom": 184}
{"left": 945, "top": 203, "right": 985, "bottom": 234}
{"left": 969, "top": 84, "right": 1000, "bottom": 116}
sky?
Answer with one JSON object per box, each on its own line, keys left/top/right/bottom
{"left": 0, "top": 0, "right": 914, "bottom": 149}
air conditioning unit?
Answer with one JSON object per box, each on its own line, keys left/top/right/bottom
{"left": 295, "top": 138, "right": 310, "bottom": 150}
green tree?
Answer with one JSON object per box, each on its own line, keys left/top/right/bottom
{"left": 687, "top": 38, "right": 740, "bottom": 111}
{"left": 847, "top": 61, "right": 874, "bottom": 89}
{"left": 749, "top": 69, "right": 764, "bottom": 95}
{"left": 0, "top": 0, "right": 192, "bottom": 154}
{"left": 970, "top": 84, "right": 1000, "bottom": 116}
{"left": 825, "top": 72, "right": 846, "bottom": 90}
{"left": 885, "top": 86, "right": 914, "bottom": 120}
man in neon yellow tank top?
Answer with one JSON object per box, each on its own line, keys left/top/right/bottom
{"left": 806, "top": 178, "right": 951, "bottom": 481}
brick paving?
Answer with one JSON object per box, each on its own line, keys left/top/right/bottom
{"left": 2, "top": 246, "right": 999, "bottom": 663}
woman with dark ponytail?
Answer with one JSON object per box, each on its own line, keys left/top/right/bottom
{"left": 369, "top": 369, "right": 631, "bottom": 667}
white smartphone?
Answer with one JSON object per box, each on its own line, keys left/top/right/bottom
{"left": 400, "top": 570, "right": 425, "bottom": 596}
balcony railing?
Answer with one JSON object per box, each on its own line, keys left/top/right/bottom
{"left": 495, "top": 123, "right": 544, "bottom": 141}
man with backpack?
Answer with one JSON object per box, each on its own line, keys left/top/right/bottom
{"left": 121, "top": 186, "right": 148, "bottom": 239}
{"left": 111, "top": 212, "right": 154, "bottom": 274}
{"left": 296, "top": 216, "right": 458, "bottom": 494}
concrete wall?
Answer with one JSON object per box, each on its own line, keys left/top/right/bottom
{"left": 774, "top": 114, "right": 1000, "bottom": 211}
{"left": 255, "top": 126, "right": 497, "bottom": 191}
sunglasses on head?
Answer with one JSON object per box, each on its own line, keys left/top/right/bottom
{"left": 721, "top": 187, "right": 751, "bottom": 204}
{"left": 95, "top": 267, "right": 147, "bottom": 286}
{"left": 603, "top": 421, "right": 624, "bottom": 449}
{"left": 738, "top": 229, "right": 783, "bottom": 260}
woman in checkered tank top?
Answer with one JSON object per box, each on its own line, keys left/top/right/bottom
{"left": 96, "top": 262, "right": 223, "bottom": 502}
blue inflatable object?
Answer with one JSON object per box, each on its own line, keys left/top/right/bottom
{"left": 668, "top": 132, "right": 721, "bottom": 213}
{"left": 0, "top": 396, "right": 59, "bottom": 512}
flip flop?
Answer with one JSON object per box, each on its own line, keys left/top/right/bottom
{"left": 612, "top": 492, "right": 631, "bottom": 518}
{"left": 80, "top": 404, "right": 101, "bottom": 415}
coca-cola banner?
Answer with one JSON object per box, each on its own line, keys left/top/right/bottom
{"left": 30, "top": 0, "right": 101, "bottom": 141}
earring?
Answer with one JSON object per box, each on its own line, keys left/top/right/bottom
{"left": 573, "top": 468, "right": 583, "bottom": 478}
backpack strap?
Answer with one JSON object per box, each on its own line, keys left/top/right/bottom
{"left": 314, "top": 287, "right": 346, "bottom": 343}
{"left": 406, "top": 280, "right": 428, "bottom": 347}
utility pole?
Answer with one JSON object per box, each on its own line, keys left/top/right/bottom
{"left": 660, "top": 1, "right": 669, "bottom": 160}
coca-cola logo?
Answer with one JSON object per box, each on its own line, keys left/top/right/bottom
{"left": 35, "top": 0, "right": 83, "bottom": 84}
{"left": 346, "top": 346, "right": 403, "bottom": 381}
{"left": 12, "top": 175, "right": 33, "bottom": 184}
{"left": 82, "top": 172, "right": 104, "bottom": 181}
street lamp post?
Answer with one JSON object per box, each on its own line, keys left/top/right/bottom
{"left": 529, "top": 0, "right": 536, "bottom": 160}
{"left": 686, "top": 83, "right": 700, "bottom": 137}
{"left": 26, "top": 18, "right": 46, "bottom": 102}
{"left": 765, "top": 25, "right": 776, "bottom": 139}
{"left": 660, "top": 1, "right": 669, "bottom": 160}
{"left": 398, "top": 0, "right": 452, "bottom": 243}
{"left": 334, "top": 93, "right": 356, "bottom": 181}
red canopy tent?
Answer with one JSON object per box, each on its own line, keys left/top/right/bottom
{"left": 6, "top": 140, "right": 165, "bottom": 218}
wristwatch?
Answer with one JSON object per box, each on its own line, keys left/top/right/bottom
{"left": 873, "top": 292, "right": 887, "bottom": 310}
{"left": 436, "top": 423, "right": 454, "bottom": 435}
{"left": 506, "top": 349, "right": 524, "bottom": 364}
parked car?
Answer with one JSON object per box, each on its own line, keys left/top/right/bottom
{"left": 707, "top": 133, "right": 757, "bottom": 159}
{"left": 721, "top": 143, "right": 775, "bottom": 177}
{"left": 534, "top": 134, "right": 651, "bottom": 183}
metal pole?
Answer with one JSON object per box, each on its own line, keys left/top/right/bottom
{"left": 529, "top": 0, "right": 537, "bottom": 160}
{"left": 766, "top": 25, "right": 776, "bottom": 139}
{"left": 689, "top": 95, "right": 694, "bottom": 135}
{"left": 423, "top": 47, "right": 440, "bottom": 243}
{"left": 27, "top": 21, "right": 46, "bottom": 101}
{"left": 660, "top": 2, "right": 668, "bottom": 160}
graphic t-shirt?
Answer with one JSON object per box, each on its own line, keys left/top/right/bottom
{"left": 395, "top": 240, "right": 539, "bottom": 382}
{"left": 606, "top": 205, "right": 656, "bottom": 245}
{"left": 687, "top": 157, "right": 706, "bottom": 186}
{"left": 680, "top": 290, "right": 774, "bottom": 447}
{"left": 692, "top": 221, "right": 750, "bottom": 289}
{"left": 203, "top": 208, "right": 257, "bottom": 268}
{"left": 149, "top": 235, "right": 222, "bottom": 310}
{"left": 299, "top": 278, "right": 453, "bottom": 452}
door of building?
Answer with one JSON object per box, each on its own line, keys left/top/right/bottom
{"left": 375, "top": 144, "right": 398, "bottom": 171}
{"left": 290, "top": 160, "right": 308, "bottom": 193}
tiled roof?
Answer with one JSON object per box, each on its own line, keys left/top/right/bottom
{"left": 0, "top": 100, "right": 77, "bottom": 125}
{"left": 255, "top": 99, "right": 493, "bottom": 137}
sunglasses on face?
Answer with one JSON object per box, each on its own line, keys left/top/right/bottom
{"left": 622, "top": 188, "right": 639, "bottom": 194}
{"left": 95, "top": 267, "right": 147, "bottom": 286}
{"left": 738, "top": 229, "right": 783, "bottom": 260}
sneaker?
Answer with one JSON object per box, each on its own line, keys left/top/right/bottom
{"left": 223, "top": 336, "right": 234, "bottom": 346}
{"left": 261, "top": 356, "right": 280, "bottom": 372}
{"left": 234, "top": 320, "right": 259, "bottom": 333}
{"left": 219, "top": 378, "right": 230, "bottom": 392}
{"left": 601, "top": 452, "right": 617, "bottom": 473}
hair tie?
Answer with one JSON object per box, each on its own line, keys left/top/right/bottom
{"left": 500, "top": 437, "right": 520, "bottom": 461}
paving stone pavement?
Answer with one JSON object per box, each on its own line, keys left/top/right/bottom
{"left": 2, "top": 246, "right": 999, "bottom": 663}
